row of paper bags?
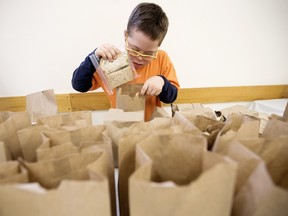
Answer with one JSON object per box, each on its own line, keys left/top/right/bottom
{"left": 0, "top": 102, "right": 288, "bottom": 216}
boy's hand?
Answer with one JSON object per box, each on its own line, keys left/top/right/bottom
{"left": 140, "top": 76, "right": 164, "bottom": 96}
{"left": 95, "top": 44, "right": 120, "bottom": 62}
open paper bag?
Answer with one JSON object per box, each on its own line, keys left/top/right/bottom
{"left": 117, "top": 117, "right": 203, "bottom": 216}
{"left": 37, "top": 125, "right": 116, "bottom": 216}
{"left": 239, "top": 136, "right": 288, "bottom": 189}
{"left": 261, "top": 118, "right": 288, "bottom": 139}
{"left": 171, "top": 103, "right": 217, "bottom": 120}
{"left": 129, "top": 133, "right": 237, "bottom": 216}
{"left": 16, "top": 124, "right": 117, "bottom": 216}
{"left": 104, "top": 114, "right": 141, "bottom": 167}
{"left": 21, "top": 150, "right": 106, "bottom": 188}
{"left": 116, "top": 83, "right": 161, "bottom": 122}
{"left": 37, "top": 110, "right": 93, "bottom": 128}
{"left": 219, "top": 105, "right": 269, "bottom": 134}
{"left": 0, "top": 141, "right": 10, "bottom": 162}
{"left": 0, "top": 150, "right": 112, "bottom": 216}
{"left": 212, "top": 112, "right": 260, "bottom": 154}
{"left": 221, "top": 140, "right": 288, "bottom": 216}
{"left": 17, "top": 111, "right": 95, "bottom": 162}
{"left": 0, "top": 161, "right": 28, "bottom": 184}
{"left": 238, "top": 117, "right": 288, "bottom": 189}
{"left": 211, "top": 113, "right": 288, "bottom": 215}
{"left": 0, "top": 111, "right": 31, "bottom": 160}
{"left": 116, "top": 84, "right": 145, "bottom": 111}
{"left": 17, "top": 125, "right": 65, "bottom": 162}
{"left": 174, "top": 111, "right": 225, "bottom": 150}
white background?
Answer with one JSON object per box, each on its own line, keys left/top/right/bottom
{"left": 0, "top": 0, "right": 288, "bottom": 97}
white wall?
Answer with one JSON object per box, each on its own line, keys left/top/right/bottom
{"left": 0, "top": 0, "right": 288, "bottom": 97}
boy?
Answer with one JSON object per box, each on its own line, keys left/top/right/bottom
{"left": 72, "top": 2, "right": 180, "bottom": 120}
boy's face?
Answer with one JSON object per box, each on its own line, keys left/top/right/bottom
{"left": 125, "top": 29, "right": 159, "bottom": 69}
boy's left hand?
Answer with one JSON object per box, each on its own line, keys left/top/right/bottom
{"left": 140, "top": 76, "right": 164, "bottom": 96}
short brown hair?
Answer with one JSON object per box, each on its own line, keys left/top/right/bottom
{"left": 127, "top": 3, "right": 169, "bottom": 46}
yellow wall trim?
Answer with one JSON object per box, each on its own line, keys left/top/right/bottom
{"left": 0, "top": 85, "right": 287, "bottom": 112}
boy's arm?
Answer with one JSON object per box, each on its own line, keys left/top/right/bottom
{"left": 71, "top": 51, "right": 96, "bottom": 92}
{"left": 158, "top": 75, "right": 178, "bottom": 103}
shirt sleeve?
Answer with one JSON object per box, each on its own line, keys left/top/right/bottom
{"left": 158, "top": 75, "right": 178, "bottom": 103}
{"left": 157, "top": 50, "right": 180, "bottom": 104}
{"left": 71, "top": 51, "right": 96, "bottom": 92}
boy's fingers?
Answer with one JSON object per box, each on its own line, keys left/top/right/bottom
{"left": 140, "top": 83, "right": 148, "bottom": 95}
{"left": 96, "top": 44, "right": 120, "bottom": 61}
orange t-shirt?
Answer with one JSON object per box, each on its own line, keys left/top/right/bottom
{"left": 90, "top": 50, "right": 180, "bottom": 120}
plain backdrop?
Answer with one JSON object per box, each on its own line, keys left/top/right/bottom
{"left": 0, "top": 0, "right": 288, "bottom": 97}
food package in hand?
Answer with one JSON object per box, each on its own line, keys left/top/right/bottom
{"left": 98, "top": 52, "right": 137, "bottom": 94}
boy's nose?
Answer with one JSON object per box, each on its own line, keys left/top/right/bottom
{"left": 136, "top": 55, "right": 144, "bottom": 61}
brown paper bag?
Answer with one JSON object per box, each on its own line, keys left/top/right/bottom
{"left": 129, "top": 134, "right": 237, "bottom": 216}
{"left": 17, "top": 122, "right": 102, "bottom": 161}
{"left": 0, "top": 151, "right": 112, "bottom": 216}
{"left": 261, "top": 118, "right": 288, "bottom": 139}
{"left": 42, "top": 125, "right": 107, "bottom": 147}
{"left": 0, "top": 180, "right": 111, "bottom": 216}
{"left": 35, "top": 127, "right": 111, "bottom": 164}
{"left": 0, "top": 111, "right": 31, "bottom": 159}
{"left": 172, "top": 103, "right": 217, "bottom": 119}
{"left": 37, "top": 111, "right": 92, "bottom": 128}
{"left": 17, "top": 125, "right": 61, "bottom": 162}
{"left": 39, "top": 125, "right": 116, "bottom": 216}
{"left": 36, "top": 141, "right": 78, "bottom": 161}
{"left": 118, "top": 117, "right": 201, "bottom": 216}
{"left": 26, "top": 89, "right": 58, "bottom": 123}
{"left": 151, "top": 107, "right": 171, "bottom": 119}
{"left": 212, "top": 113, "right": 260, "bottom": 154}
{"left": 172, "top": 111, "right": 205, "bottom": 135}
{"left": 104, "top": 117, "right": 140, "bottom": 167}
{"left": 194, "top": 115, "right": 225, "bottom": 150}
{"left": 220, "top": 105, "right": 268, "bottom": 134}
{"left": 252, "top": 186, "right": 288, "bottom": 216}
{"left": 0, "top": 141, "right": 10, "bottom": 162}
{"left": 222, "top": 140, "right": 288, "bottom": 216}
{"left": 118, "top": 116, "right": 205, "bottom": 216}
{"left": 239, "top": 136, "right": 288, "bottom": 189}
{"left": 0, "top": 161, "right": 29, "bottom": 184}
{"left": 174, "top": 111, "right": 225, "bottom": 150}
{"left": 21, "top": 151, "right": 104, "bottom": 188}
{"left": 116, "top": 83, "right": 160, "bottom": 122}
{"left": 116, "top": 84, "right": 145, "bottom": 111}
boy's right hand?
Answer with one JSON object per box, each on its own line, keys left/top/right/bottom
{"left": 95, "top": 44, "right": 121, "bottom": 62}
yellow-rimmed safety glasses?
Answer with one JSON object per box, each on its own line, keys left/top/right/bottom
{"left": 125, "top": 40, "right": 158, "bottom": 61}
